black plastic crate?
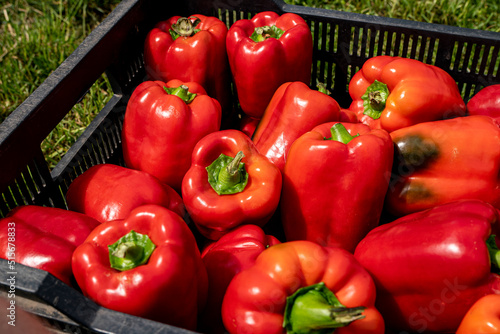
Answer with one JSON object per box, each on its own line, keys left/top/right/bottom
{"left": 0, "top": 0, "right": 499, "bottom": 332}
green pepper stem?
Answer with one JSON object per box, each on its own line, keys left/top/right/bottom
{"left": 283, "top": 282, "right": 365, "bottom": 334}
{"left": 169, "top": 16, "right": 201, "bottom": 40}
{"left": 206, "top": 151, "right": 249, "bottom": 195}
{"left": 487, "top": 234, "right": 500, "bottom": 273}
{"left": 112, "top": 242, "right": 142, "bottom": 260}
{"left": 250, "top": 25, "right": 285, "bottom": 42}
{"left": 361, "top": 80, "right": 390, "bottom": 120}
{"left": 108, "top": 230, "right": 156, "bottom": 271}
{"left": 218, "top": 151, "right": 245, "bottom": 187}
{"left": 326, "top": 123, "right": 359, "bottom": 144}
{"left": 163, "top": 85, "right": 197, "bottom": 104}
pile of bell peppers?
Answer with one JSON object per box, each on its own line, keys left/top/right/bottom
{"left": 2, "top": 8, "right": 500, "bottom": 334}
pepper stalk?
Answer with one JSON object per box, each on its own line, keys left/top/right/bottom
{"left": 326, "top": 123, "right": 360, "bottom": 144}
{"left": 250, "top": 25, "right": 285, "bottom": 42}
{"left": 206, "top": 151, "right": 249, "bottom": 195}
{"left": 283, "top": 282, "right": 366, "bottom": 334}
{"left": 361, "top": 80, "right": 390, "bottom": 120}
{"left": 169, "top": 16, "right": 201, "bottom": 40}
{"left": 108, "top": 230, "right": 156, "bottom": 271}
{"left": 163, "top": 85, "right": 197, "bottom": 104}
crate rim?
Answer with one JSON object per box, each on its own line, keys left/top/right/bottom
{"left": 283, "top": 1, "right": 500, "bottom": 41}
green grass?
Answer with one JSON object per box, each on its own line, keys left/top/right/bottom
{"left": 0, "top": 0, "right": 121, "bottom": 166}
{"left": 0, "top": 0, "right": 499, "bottom": 168}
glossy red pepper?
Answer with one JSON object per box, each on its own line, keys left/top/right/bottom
{"left": 386, "top": 115, "right": 500, "bottom": 217}
{"left": 238, "top": 114, "right": 260, "bottom": 138}
{"left": 221, "top": 240, "right": 385, "bottom": 334}
{"left": 122, "top": 79, "right": 221, "bottom": 192}
{"left": 226, "top": 11, "right": 313, "bottom": 119}
{"left": 72, "top": 204, "right": 207, "bottom": 330}
{"left": 281, "top": 122, "right": 393, "bottom": 252}
{"left": 252, "top": 81, "right": 341, "bottom": 172}
{"left": 66, "top": 163, "right": 185, "bottom": 223}
{"left": 181, "top": 129, "right": 282, "bottom": 240}
{"left": 456, "top": 294, "right": 500, "bottom": 334}
{"left": 0, "top": 205, "right": 100, "bottom": 285}
{"left": 144, "top": 14, "right": 232, "bottom": 117}
{"left": 199, "top": 224, "right": 281, "bottom": 333}
{"left": 467, "top": 84, "right": 500, "bottom": 122}
{"left": 339, "top": 107, "right": 358, "bottom": 123}
{"left": 348, "top": 55, "right": 466, "bottom": 132}
{"left": 354, "top": 199, "right": 500, "bottom": 333}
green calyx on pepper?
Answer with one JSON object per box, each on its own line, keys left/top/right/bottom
{"left": 250, "top": 25, "right": 285, "bottom": 42}
{"left": 326, "top": 123, "right": 360, "bottom": 144}
{"left": 206, "top": 151, "right": 249, "bottom": 195}
{"left": 163, "top": 85, "right": 197, "bottom": 104}
{"left": 283, "top": 282, "right": 366, "bottom": 334}
{"left": 361, "top": 80, "right": 390, "bottom": 120}
{"left": 487, "top": 234, "right": 500, "bottom": 273}
{"left": 169, "top": 16, "right": 201, "bottom": 40}
{"left": 108, "top": 230, "right": 156, "bottom": 271}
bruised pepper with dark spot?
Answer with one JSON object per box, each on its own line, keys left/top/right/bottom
{"left": 392, "top": 134, "right": 440, "bottom": 202}
{"left": 386, "top": 115, "right": 500, "bottom": 216}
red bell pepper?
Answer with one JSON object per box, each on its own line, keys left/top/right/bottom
{"left": 226, "top": 11, "right": 313, "bottom": 119}
{"left": 66, "top": 163, "right": 185, "bottom": 223}
{"left": 354, "top": 199, "right": 500, "bottom": 333}
{"left": 340, "top": 107, "right": 358, "bottom": 123}
{"left": 456, "top": 294, "right": 500, "bottom": 334}
{"left": 121, "top": 79, "right": 221, "bottom": 192}
{"left": 347, "top": 55, "right": 466, "bottom": 132}
{"left": 252, "top": 81, "right": 341, "bottom": 172}
{"left": 199, "top": 224, "right": 281, "bottom": 333}
{"left": 181, "top": 129, "right": 282, "bottom": 240}
{"left": 221, "top": 240, "right": 385, "bottom": 334}
{"left": 281, "top": 122, "right": 393, "bottom": 252}
{"left": 72, "top": 204, "right": 207, "bottom": 330}
{"left": 0, "top": 205, "right": 100, "bottom": 285}
{"left": 238, "top": 114, "right": 260, "bottom": 138}
{"left": 143, "top": 14, "right": 232, "bottom": 118}
{"left": 467, "top": 84, "right": 500, "bottom": 121}
{"left": 386, "top": 115, "right": 500, "bottom": 217}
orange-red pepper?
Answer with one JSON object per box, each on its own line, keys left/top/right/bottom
{"left": 181, "top": 129, "right": 282, "bottom": 240}
{"left": 221, "top": 240, "right": 385, "bottom": 334}
{"left": 456, "top": 294, "right": 500, "bottom": 334}
{"left": 386, "top": 115, "right": 500, "bottom": 216}
{"left": 199, "top": 224, "right": 280, "bottom": 333}
{"left": 348, "top": 55, "right": 466, "bottom": 132}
